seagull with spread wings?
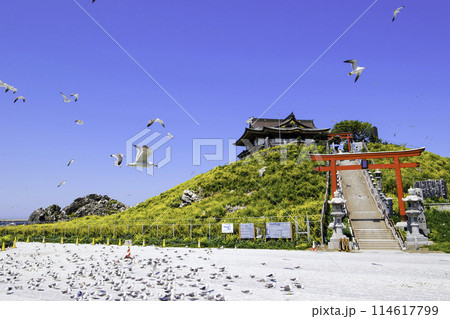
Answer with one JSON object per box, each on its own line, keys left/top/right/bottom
{"left": 57, "top": 180, "right": 66, "bottom": 188}
{"left": 60, "top": 92, "right": 71, "bottom": 103}
{"left": 110, "top": 154, "right": 124, "bottom": 167}
{"left": 147, "top": 118, "right": 165, "bottom": 128}
{"left": 67, "top": 159, "right": 74, "bottom": 167}
{"left": 344, "top": 60, "right": 366, "bottom": 83}
{"left": 70, "top": 93, "right": 79, "bottom": 102}
{"left": 127, "top": 145, "right": 157, "bottom": 167}
{"left": 392, "top": 6, "right": 405, "bottom": 22}
{"left": 14, "top": 96, "right": 25, "bottom": 103}
{"left": 74, "top": 120, "right": 84, "bottom": 125}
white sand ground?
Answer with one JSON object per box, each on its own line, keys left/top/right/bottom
{"left": 0, "top": 243, "right": 449, "bottom": 301}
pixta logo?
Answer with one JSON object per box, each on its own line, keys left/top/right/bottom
{"left": 126, "top": 128, "right": 172, "bottom": 175}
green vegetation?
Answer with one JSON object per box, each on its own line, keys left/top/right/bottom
{"left": 332, "top": 120, "right": 379, "bottom": 143}
{"left": 425, "top": 208, "right": 450, "bottom": 253}
{"left": 1, "top": 144, "right": 329, "bottom": 249}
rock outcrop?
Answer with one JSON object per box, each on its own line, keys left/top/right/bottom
{"left": 28, "top": 194, "right": 129, "bottom": 223}
{"left": 179, "top": 189, "right": 203, "bottom": 208}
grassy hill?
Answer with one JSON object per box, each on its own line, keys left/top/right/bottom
{"left": 2, "top": 142, "right": 449, "bottom": 252}
{"left": 2, "top": 144, "right": 328, "bottom": 249}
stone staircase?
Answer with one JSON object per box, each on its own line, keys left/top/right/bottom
{"left": 339, "top": 161, "right": 401, "bottom": 250}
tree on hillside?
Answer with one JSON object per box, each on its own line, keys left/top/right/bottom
{"left": 331, "top": 120, "right": 380, "bottom": 143}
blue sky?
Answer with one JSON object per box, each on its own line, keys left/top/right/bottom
{"left": 0, "top": 0, "right": 449, "bottom": 219}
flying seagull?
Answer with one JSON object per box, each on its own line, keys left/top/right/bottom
{"left": 67, "top": 159, "right": 74, "bottom": 167}
{"left": 5, "top": 84, "right": 16, "bottom": 93}
{"left": 258, "top": 167, "right": 267, "bottom": 178}
{"left": 14, "top": 96, "right": 25, "bottom": 103}
{"left": 246, "top": 116, "right": 254, "bottom": 125}
{"left": 344, "top": 60, "right": 366, "bottom": 83}
{"left": 57, "top": 180, "right": 66, "bottom": 188}
{"left": 392, "top": 6, "right": 405, "bottom": 22}
{"left": 127, "top": 145, "right": 157, "bottom": 167}
{"left": 167, "top": 132, "right": 174, "bottom": 139}
{"left": 0, "top": 80, "right": 5, "bottom": 87}
{"left": 74, "top": 120, "right": 84, "bottom": 125}
{"left": 147, "top": 118, "right": 165, "bottom": 128}
{"left": 110, "top": 154, "right": 124, "bottom": 167}
{"left": 70, "top": 93, "right": 79, "bottom": 102}
{"left": 60, "top": 92, "right": 71, "bottom": 103}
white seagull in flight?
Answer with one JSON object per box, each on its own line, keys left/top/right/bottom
{"left": 74, "top": 120, "right": 84, "bottom": 125}
{"left": 70, "top": 93, "right": 79, "bottom": 102}
{"left": 110, "top": 153, "right": 124, "bottom": 167}
{"left": 57, "top": 180, "right": 66, "bottom": 188}
{"left": 147, "top": 118, "right": 165, "bottom": 128}
{"left": 60, "top": 92, "right": 71, "bottom": 102}
{"left": 392, "top": 6, "right": 405, "bottom": 22}
{"left": 67, "top": 159, "right": 74, "bottom": 166}
{"left": 344, "top": 60, "right": 366, "bottom": 83}
{"left": 14, "top": 96, "right": 26, "bottom": 103}
{"left": 127, "top": 145, "right": 157, "bottom": 167}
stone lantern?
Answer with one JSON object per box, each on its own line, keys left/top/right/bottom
{"left": 374, "top": 169, "right": 383, "bottom": 192}
{"left": 402, "top": 188, "right": 429, "bottom": 249}
{"left": 328, "top": 191, "right": 349, "bottom": 250}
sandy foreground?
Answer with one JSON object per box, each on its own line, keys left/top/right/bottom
{"left": 0, "top": 243, "right": 449, "bottom": 301}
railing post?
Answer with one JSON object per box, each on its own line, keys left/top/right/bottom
{"left": 306, "top": 215, "right": 310, "bottom": 243}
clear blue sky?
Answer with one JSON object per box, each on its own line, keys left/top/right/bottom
{"left": 0, "top": 0, "right": 449, "bottom": 219}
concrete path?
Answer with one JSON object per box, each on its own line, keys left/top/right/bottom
{"left": 340, "top": 160, "right": 401, "bottom": 250}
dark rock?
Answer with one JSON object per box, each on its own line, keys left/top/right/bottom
{"left": 28, "top": 194, "right": 129, "bottom": 223}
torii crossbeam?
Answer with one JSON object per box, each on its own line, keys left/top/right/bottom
{"left": 310, "top": 148, "right": 425, "bottom": 217}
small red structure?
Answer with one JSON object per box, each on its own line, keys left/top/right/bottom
{"left": 310, "top": 148, "right": 425, "bottom": 218}
{"left": 327, "top": 133, "right": 354, "bottom": 152}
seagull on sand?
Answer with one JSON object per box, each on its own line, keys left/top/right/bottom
{"left": 70, "top": 93, "right": 79, "bottom": 102}
{"left": 392, "top": 6, "right": 405, "bottom": 22}
{"left": 14, "top": 96, "right": 25, "bottom": 103}
{"left": 60, "top": 92, "right": 71, "bottom": 103}
{"left": 127, "top": 145, "right": 157, "bottom": 167}
{"left": 344, "top": 60, "right": 366, "bottom": 83}
{"left": 74, "top": 120, "right": 84, "bottom": 125}
{"left": 67, "top": 159, "right": 74, "bottom": 167}
{"left": 258, "top": 167, "right": 266, "bottom": 178}
{"left": 110, "top": 153, "right": 124, "bottom": 167}
{"left": 57, "top": 180, "right": 66, "bottom": 188}
{"left": 147, "top": 118, "right": 165, "bottom": 128}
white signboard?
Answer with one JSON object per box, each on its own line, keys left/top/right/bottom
{"left": 222, "top": 223, "right": 234, "bottom": 234}
{"left": 265, "top": 222, "right": 292, "bottom": 239}
{"left": 125, "top": 240, "right": 132, "bottom": 246}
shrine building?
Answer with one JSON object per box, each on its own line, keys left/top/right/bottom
{"left": 235, "top": 112, "right": 330, "bottom": 159}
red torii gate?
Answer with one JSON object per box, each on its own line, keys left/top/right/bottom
{"left": 327, "top": 133, "right": 354, "bottom": 152}
{"left": 310, "top": 148, "right": 425, "bottom": 217}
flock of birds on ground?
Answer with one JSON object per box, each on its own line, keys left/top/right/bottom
{"left": 0, "top": 244, "right": 304, "bottom": 301}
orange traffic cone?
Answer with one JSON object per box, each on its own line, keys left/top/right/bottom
{"left": 312, "top": 241, "right": 316, "bottom": 252}
{"left": 124, "top": 246, "right": 131, "bottom": 259}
